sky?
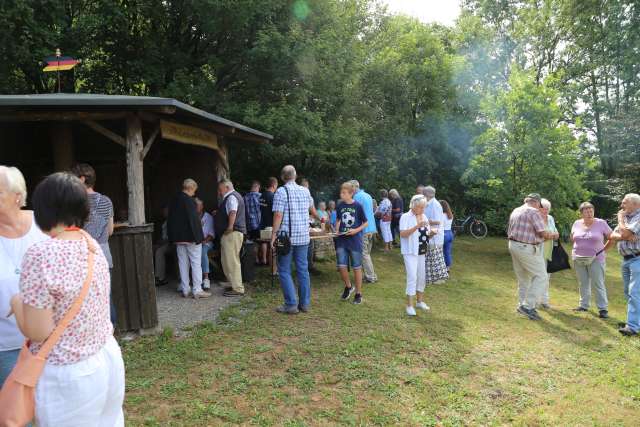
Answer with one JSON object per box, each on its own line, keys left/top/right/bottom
{"left": 382, "top": 0, "right": 462, "bottom": 26}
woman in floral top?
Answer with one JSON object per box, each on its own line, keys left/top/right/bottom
{"left": 10, "top": 172, "right": 125, "bottom": 426}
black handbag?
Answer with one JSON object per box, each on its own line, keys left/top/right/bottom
{"left": 274, "top": 186, "right": 292, "bottom": 256}
{"left": 547, "top": 241, "right": 571, "bottom": 273}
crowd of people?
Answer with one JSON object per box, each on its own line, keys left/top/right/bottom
{"left": 2, "top": 160, "right": 640, "bottom": 425}
{"left": 507, "top": 192, "right": 640, "bottom": 337}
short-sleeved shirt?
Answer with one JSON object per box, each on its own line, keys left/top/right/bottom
{"left": 201, "top": 212, "right": 215, "bottom": 239}
{"left": 377, "top": 198, "right": 392, "bottom": 221}
{"left": 425, "top": 199, "right": 445, "bottom": 246}
{"left": 572, "top": 218, "right": 612, "bottom": 262}
{"left": 273, "top": 182, "right": 314, "bottom": 246}
{"left": 335, "top": 201, "right": 367, "bottom": 252}
{"left": 20, "top": 237, "right": 113, "bottom": 365}
{"left": 84, "top": 192, "right": 113, "bottom": 268}
{"left": 617, "top": 209, "right": 640, "bottom": 256}
{"left": 222, "top": 190, "right": 239, "bottom": 213}
{"left": 391, "top": 197, "right": 404, "bottom": 221}
{"left": 259, "top": 190, "right": 275, "bottom": 229}
{"left": 400, "top": 211, "right": 430, "bottom": 255}
{"left": 244, "top": 191, "right": 262, "bottom": 231}
{"left": 354, "top": 190, "right": 377, "bottom": 234}
{"left": 508, "top": 205, "right": 545, "bottom": 244}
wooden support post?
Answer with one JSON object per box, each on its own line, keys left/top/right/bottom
{"left": 126, "top": 114, "right": 145, "bottom": 225}
{"left": 83, "top": 120, "right": 126, "bottom": 147}
{"left": 51, "top": 123, "right": 74, "bottom": 171}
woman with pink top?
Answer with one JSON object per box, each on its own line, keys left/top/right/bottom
{"left": 571, "top": 202, "right": 613, "bottom": 318}
{"left": 10, "top": 172, "right": 124, "bottom": 426}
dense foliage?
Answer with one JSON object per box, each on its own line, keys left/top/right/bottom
{"left": 1, "top": 0, "right": 637, "bottom": 231}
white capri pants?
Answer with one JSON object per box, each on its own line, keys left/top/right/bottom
{"left": 380, "top": 221, "right": 393, "bottom": 243}
{"left": 35, "top": 336, "right": 125, "bottom": 427}
{"left": 403, "top": 254, "right": 426, "bottom": 296}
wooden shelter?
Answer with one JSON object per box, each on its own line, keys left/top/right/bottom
{"left": 0, "top": 94, "right": 273, "bottom": 333}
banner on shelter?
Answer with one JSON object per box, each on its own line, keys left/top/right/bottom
{"left": 159, "top": 120, "right": 225, "bottom": 158}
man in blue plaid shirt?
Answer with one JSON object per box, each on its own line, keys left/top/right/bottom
{"left": 271, "top": 165, "right": 319, "bottom": 314}
{"left": 244, "top": 180, "right": 262, "bottom": 242}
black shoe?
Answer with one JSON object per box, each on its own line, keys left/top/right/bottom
{"left": 276, "top": 305, "right": 299, "bottom": 315}
{"left": 599, "top": 310, "right": 609, "bottom": 319}
{"left": 353, "top": 293, "right": 362, "bottom": 305}
{"left": 298, "top": 305, "right": 309, "bottom": 313}
{"left": 573, "top": 307, "right": 588, "bottom": 312}
{"left": 618, "top": 322, "right": 627, "bottom": 328}
{"left": 223, "top": 290, "right": 244, "bottom": 297}
{"left": 341, "top": 286, "right": 355, "bottom": 300}
{"left": 619, "top": 326, "right": 638, "bottom": 336}
{"left": 517, "top": 306, "right": 540, "bottom": 321}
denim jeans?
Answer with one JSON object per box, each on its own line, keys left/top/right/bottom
{"left": 0, "top": 348, "right": 20, "bottom": 388}
{"left": 443, "top": 230, "right": 454, "bottom": 267}
{"left": 622, "top": 256, "right": 640, "bottom": 332}
{"left": 277, "top": 244, "right": 311, "bottom": 309}
{"left": 201, "top": 241, "right": 214, "bottom": 274}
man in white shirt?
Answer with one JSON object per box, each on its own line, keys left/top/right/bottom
{"left": 423, "top": 186, "right": 449, "bottom": 285}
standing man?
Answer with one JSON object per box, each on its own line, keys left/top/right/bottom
{"left": 423, "top": 186, "right": 448, "bottom": 285}
{"left": 72, "top": 163, "right": 117, "bottom": 324}
{"left": 351, "top": 180, "right": 378, "bottom": 283}
{"left": 610, "top": 193, "right": 640, "bottom": 336}
{"left": 271, "top": 165, "right": 318, "bottom": 314}
{"left": 244, "top": 180, "right": 262, "bottom": 244}
{"left": 507, "top": 193, "right": 551, "bottom": 320}
{"left": 259, "top": 177, "right": 278, "bottom": 266}
{"left": 167, "top": 179, "right": 211, "bottom": 299}
{"left": 215, "top": 179, "right": 247, "bottom": 297}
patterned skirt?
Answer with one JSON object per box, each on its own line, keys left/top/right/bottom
{"left": 425, "top": 245, "right": 449, "bottom": 284}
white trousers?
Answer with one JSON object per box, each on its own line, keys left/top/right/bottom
{"left": 35, "top": 336, "right": 125, "bottom": 427}
{"left": 403, "top": 254, "right": 426, "bottom": 296}
{"left": 380, "top": 221, "right": 392, "bottom": 243}
{"left": 509, "top": 241, "right": 547, "bottom": 310}
{"left": 176, "top": 243, "right": 203, "bottom": 295}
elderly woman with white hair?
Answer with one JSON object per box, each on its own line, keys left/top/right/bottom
{"left": 0, "top": 166, "right": 48, "bottom": 387}
{"left": 537, "top": 198, "right": 560, "bottom": 309}
{"left": 400, "top": 194, "right": 436, "bottom": 316}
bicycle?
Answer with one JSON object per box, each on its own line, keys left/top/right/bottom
{"left": 452, "top": 214, "right": 488, "bottom": 239}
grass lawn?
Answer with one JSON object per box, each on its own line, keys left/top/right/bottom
{"left": 122, "top": 237, "right": 640, "bottom": 426}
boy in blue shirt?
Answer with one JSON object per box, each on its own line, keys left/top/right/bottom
{"left": 335, "top": 181, "right": 368, "bottom": 304}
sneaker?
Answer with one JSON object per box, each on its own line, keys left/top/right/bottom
{"left": 406, "top": 306, "right": 417, "bottom": 316}
{"left": 181, "top": 291, "right": 190, "bottom": 298}
{"left": 573, "top": 307, "right": 588, "bottom": 312}
{"left": 416, "top": 301, "right": 430, "bottom": 311}
{"left": 599, "top": 310, "right": 609, "bottom": 319}
{"left": 202, "top": 278, "right": 211, "bottom": 290}
{"left": 193, "top": 291, "right": 212, "bottom": 299}
{"left": 619, "top": 326, "right": 638, "bottom": 336}
{"left": 276, "top": 305, "right": 299, "bottom": 315}
{"left": 365, "top": 278, "right": 378, "bottom": 284}
{"left": 298, "top": 305, "right": 309, "bottom": 313}
{"left": 223, "top": 290, "right": 244, "bottom": 297}
{"left": 353, "top": 293, "right": 363, "bottom": 305}
{"left": 341, "top": 286, "right": 355, "bottom": 301}
{"left": 517, "top": 306, "right": 540, "bottom": 321}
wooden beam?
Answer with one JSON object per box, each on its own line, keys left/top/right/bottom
{"left": 0, "top": 111, "right": 127, "bottom": 122}
{"left": 126, "top": 114, "right": 146, "bottom": 225}
{"left": 51, "top": 123, "right": 74, "bottom": 171}
{"left": 141, "top": 124, "right": 160, "bottom": 159}
{"left": 83, "top": 120, "right": 126, "bottom": 147}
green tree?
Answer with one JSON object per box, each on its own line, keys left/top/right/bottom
{"left": 463, "top": 70, "right": 589, "bottom": 231}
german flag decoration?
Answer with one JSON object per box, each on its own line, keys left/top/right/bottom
{"left": 43, "top": 52, "right": 80, "bottom": 72}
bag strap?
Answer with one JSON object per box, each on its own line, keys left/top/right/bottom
{"left": 36, "top": 230, "right": 97, "bottom": 359}
{"left": 283, "top": 185, "right": 292, "bottom": 237}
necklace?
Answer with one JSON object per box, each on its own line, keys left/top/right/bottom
{"left": 0, "top": 236, "right": 25, "bottom": 276}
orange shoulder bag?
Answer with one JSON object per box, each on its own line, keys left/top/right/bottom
{"left": 0, "top": 230, "right": 96, "bottom": 427}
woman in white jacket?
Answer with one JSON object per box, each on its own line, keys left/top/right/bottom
{"left": 400, "top": 195, "right": 437, "bottom": 316}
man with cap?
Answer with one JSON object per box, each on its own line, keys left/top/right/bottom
{"left": 507, "top": 193, "right": 553, "bottom": 320}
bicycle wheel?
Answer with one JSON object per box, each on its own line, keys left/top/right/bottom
{"left": 470, "top": 220, "right": 488, "bottom": 239}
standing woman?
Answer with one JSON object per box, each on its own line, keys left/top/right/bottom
{"left": 389, "top": 189, "right": 404, "bottom": 244}
{"left": 327, "top": 200, "right": 337, "bottom": 233}
{"left": 400, "top": 195, "right": 434, "bottom": 316}
{"left": 10, "top": 172, "right": 125, "bottom": 425}
{"left": 376, "top": 190, "right": 393, "bottom": 251}
{"left": 571, "top": 202, "right": 613, "bottom": 318}
{"left": 440, "top": 200, "right": 454, "bottom": 271}
{"left": 538, "top": 198, "right": 560, "bottom": 309}
{"left": 0, "top": 166, "right": 48, "bottom": 387}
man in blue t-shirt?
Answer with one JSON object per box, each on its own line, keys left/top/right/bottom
{"left": 352, "top": 180, "right": 378, "bottom": 283}
{"left": 335, "top": 181, "right": 368, "bottom": 305}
